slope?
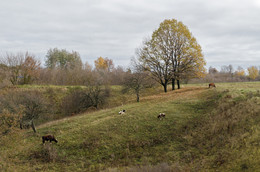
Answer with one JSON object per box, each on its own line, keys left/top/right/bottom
{"left": 1, "top": 82, "right": 260, "bottom": 171}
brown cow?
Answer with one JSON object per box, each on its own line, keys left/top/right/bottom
{"left": 42, "top": 135, "right": 58, "bottom": 144}
{"left": 209, "top": 83, "right": 216, "bottom": 88}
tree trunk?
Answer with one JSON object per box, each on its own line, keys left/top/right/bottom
{"left": 163, "top": 84, "right": 167, "bottom": 92}
{"left": 177, "top": 80, "right": 180, "bottom": 89}
{"left": 136, "top": 93, "right": 140, "bottom": 102}
{"left": 20, "top": 121, "right": 23, "bottom": 129}
{"left": 172, "top": 78, "right": 175, "bottom": 90}
{"left": 31, "top": 120, "right": 37, "bottom": 133}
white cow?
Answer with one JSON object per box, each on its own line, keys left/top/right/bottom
{"left": 119, "top": 110, "right": 126, "bottom": 115}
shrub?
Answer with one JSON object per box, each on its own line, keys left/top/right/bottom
{"left": 182, "top": 90, "right": 260, "bottom": 169}
{"left": 0, "top": 109, "right": 22, "bottom": 135}
{"left": 30, "top": 143, "right": 59, "bottom": 162}
{"left": 0, "top": 89, "right": 50, "bottom": 132}
{"left": 60, "top": 88, "right": 87, "bottom": 116}
{"left": 60, "top": 85, "right": 110, "bottom": 116}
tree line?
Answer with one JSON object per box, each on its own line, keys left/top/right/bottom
{"left": 0, "top": 18, "right": 259, "bottom": 91}
{"left": 0, "top": 50, "right": 128, "bottom": 87}
{"left": 0, "top": 19, "right": 207, "bottom": 93}
{"left": 201, "top": 65, "right": 260, "bottom": 83}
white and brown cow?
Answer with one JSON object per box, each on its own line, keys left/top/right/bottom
{"left": 158, "top": 113, "right": 166, "bottom": 120}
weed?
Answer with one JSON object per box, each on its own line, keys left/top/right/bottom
{"left": 30, "top": 143, "right": 59, "bottom": 163}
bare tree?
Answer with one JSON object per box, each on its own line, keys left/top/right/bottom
{"left": 123, "top": 58, "right": 153, "bottom": 102}
{"left": 209, "top": 66, "right": 218, "bottom": 74}
{"left": 221, "top": 65, "right": 233, "bottom": 74}
{"left": 0, "top": 53, "right": 25, "bottom": 85}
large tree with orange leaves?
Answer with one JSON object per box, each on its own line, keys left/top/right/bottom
{"left": 138, "top": 19, "right": 206, "bottom": 92}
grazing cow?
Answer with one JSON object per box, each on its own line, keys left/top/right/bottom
{"left": 158, "top": 113, "right": 166, "bottom": 120}
{"left": 42, "top": 135, "right": 58, "bottom": 144}
{"left": 119, "top": 110, "right": 126, "bottom": 115}
{"left": 209, "top": 83, "right": 216, "bottom": 88}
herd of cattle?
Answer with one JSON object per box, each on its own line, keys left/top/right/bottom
{"left": 42, "top": 83, "right": 216, "bottom": 144}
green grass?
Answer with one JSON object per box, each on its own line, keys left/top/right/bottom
{"left": 1, "top": 82, "right": 260, "bottom": 171}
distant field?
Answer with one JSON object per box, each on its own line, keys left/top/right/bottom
{"left": 1, "top": 82, "right": 260, "bottom": 171}
{"left": 185, "top": 81, "right": 260, "bottom": 91}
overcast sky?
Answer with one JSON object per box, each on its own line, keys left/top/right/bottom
{"left": 0, "top": 0, "right": 260, "bottom": 70}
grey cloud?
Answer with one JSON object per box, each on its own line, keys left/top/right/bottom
{"left": 0, "top": 0, "right": 260, "bottom": 69}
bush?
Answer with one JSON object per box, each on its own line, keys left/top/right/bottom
{"left": 60, "top": 86, "right": 110, "bottom": 116}
{"left": 30, "top": 143, "right": 59, "bottom": 162}
{"left": 0, "top": 89, "right": 50, "bottom": 132}
{"left": 60, "top": 88, "right": 87, "bottom": 116}
{"left": 0, "top": 109, "right": 22, "bottom": 135}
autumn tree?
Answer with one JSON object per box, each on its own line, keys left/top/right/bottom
{"left": 45, "top": 48, "right": 82, "bottom": 70}
{"left": 94, "top": 57, "right": 114, "bottom": 85}
{"left": 94, "top": 57, "right": 114, "bottom": 72}
{"left": 247, "top": 66, "right": 259, "bottom": 80}
{"left": 20, "top": 54, "right": 41, "bottom": 84}
{"left": 0, "top": 90, "right": 49, "bottom": 133}
{"left": 0, "top": 52, "right": 40, "bottom": 85}
{"left": 137, "top": 37, "right": 172, "bottom": 92}
{"left": 235, "top": 66, "right": 245, "bottom": 77}
{"left": 0, "top": 110, "right": 22, "bottom": 135}
{"left": 138, "top": 19, "right": 206, "bottom": 91}
{"left": 159, "top": 19, "right": 206, "bottom": 90}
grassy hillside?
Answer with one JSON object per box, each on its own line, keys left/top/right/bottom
{"left": 4, "top": 85, "right": 161, "bottom": 125}
{"left": 1, "top": 82, "right": 260, "bottom": 171}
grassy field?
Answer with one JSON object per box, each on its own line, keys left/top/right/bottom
{"left": 1, "top": 82, "right": 260, "bottom": 171}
